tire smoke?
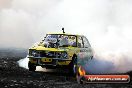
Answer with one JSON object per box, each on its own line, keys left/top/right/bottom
{"left": 17, "top": 57, "right": 29, "bottom": 69}
{"left": 17, "top": 56, "right": 47, "bottom": 71}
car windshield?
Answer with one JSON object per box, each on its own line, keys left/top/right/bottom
{"left": 43, "top": 34, "right": 77, "bottom": 47}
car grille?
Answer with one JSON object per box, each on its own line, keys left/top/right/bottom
{"left": 29, "top": 50, "right": 62, "bottom": 58}
{"left": 40, "top": 51, "right": 56, "bottom": 58}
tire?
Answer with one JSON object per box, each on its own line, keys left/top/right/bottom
{"left": 77, "top": 76, "right": 86, "bottom": 84}
{"left": 28, "top": 61, "right": 36, "bottom": 71}
{"left": 76, "top": 66, "right": 87, "bottom": 84}
{"left": 69, "top": 55, "right": 78, "bottom": 76}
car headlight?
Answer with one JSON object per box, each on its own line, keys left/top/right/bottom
{"left": 32, "top": 51, "right": 36, "bottom": 56}
{"left": 29, "top": 50, "right": 40, "bottom": 57}
{"left": 46, "top": 52, "right": 54, "bottom": 57}
{"left": 61, "top": 52, "right": 68, "bottom": 59}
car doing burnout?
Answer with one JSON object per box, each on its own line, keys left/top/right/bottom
{"left": 28, "top": 30, "right": 93, "bottom": 77}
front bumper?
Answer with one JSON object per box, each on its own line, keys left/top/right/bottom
{"left": 28, "top": 56, "right": 71, "bottom": 67}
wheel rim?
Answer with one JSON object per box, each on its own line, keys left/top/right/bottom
{"left": 73, "top": 65, "right": 76, "bottom": 74}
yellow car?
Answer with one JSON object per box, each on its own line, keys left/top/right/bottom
{"left": 28, "top": 29, "right": 93, "bottom": 76}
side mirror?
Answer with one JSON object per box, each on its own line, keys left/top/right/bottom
{"left": 91, "top": 56, "right": 93, "bottom": 60}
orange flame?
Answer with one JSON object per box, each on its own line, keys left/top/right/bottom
{"left": 78, "top": 66, "right": 86, "bottom": 76}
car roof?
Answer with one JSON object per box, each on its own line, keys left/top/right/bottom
{"left": 47, "top": 33, "right": 83, "bottom": 37}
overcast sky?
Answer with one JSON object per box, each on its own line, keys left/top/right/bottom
{"left": 0, "top": 0, "right": 132, "bottom": 49}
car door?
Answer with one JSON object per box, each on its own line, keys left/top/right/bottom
{"left": 77, "top": 36, "right": 93, "bottom": 66}
{"left": 82, "top": 36, "right": 93, "bottom": 61}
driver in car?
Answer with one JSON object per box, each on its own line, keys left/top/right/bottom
{"left": 59, "top": 36, "right": 69, "bottom": 47}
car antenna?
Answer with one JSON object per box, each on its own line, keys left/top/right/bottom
{"left": 62, "top": 27, "right": 65, "bottom": 33}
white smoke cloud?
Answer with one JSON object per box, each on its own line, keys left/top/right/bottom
{"left": 0, "top": 0, "right": 60, "bottom": 48}
{"left": 17, "top": 57, "right": 29, "bottom": 69}
{"left": 0, "top": 0, "right": 132, "bottom": 73}
{"left": 17, "top": 57, "right": 47, "bottom": 71}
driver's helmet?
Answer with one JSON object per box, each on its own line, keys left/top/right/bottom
{"left": 59, "top": 36, "right": 69, "bottom": 46}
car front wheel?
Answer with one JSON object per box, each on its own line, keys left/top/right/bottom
{"left": 28, "top": 61, "right": 36, "bottom": 71}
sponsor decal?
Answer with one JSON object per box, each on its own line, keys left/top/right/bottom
{"left": 83, "top": 75, "right": 130, "bottom": 83}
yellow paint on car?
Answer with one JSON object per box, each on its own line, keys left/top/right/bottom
{"left": 30, "top": 58, "right": 37, "bottom": 64}
{"left": 58, "top": 61, "right": 71, "bottom": 65}
{"left": 41, "top": 58, "right": 52, "bottom": 62}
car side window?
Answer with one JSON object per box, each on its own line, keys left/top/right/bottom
{"left": 78, "top": 36, "right": 83, "bottom": 48}
{"left": 82, "top": 36, "right": 90, "bottom": 48}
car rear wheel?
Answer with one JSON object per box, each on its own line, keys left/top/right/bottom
{"left": 28, "top": 61, "right": 36, "bottom": 71}
{"left": 77, "top": 75, "right": 86, "bottom": 84}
